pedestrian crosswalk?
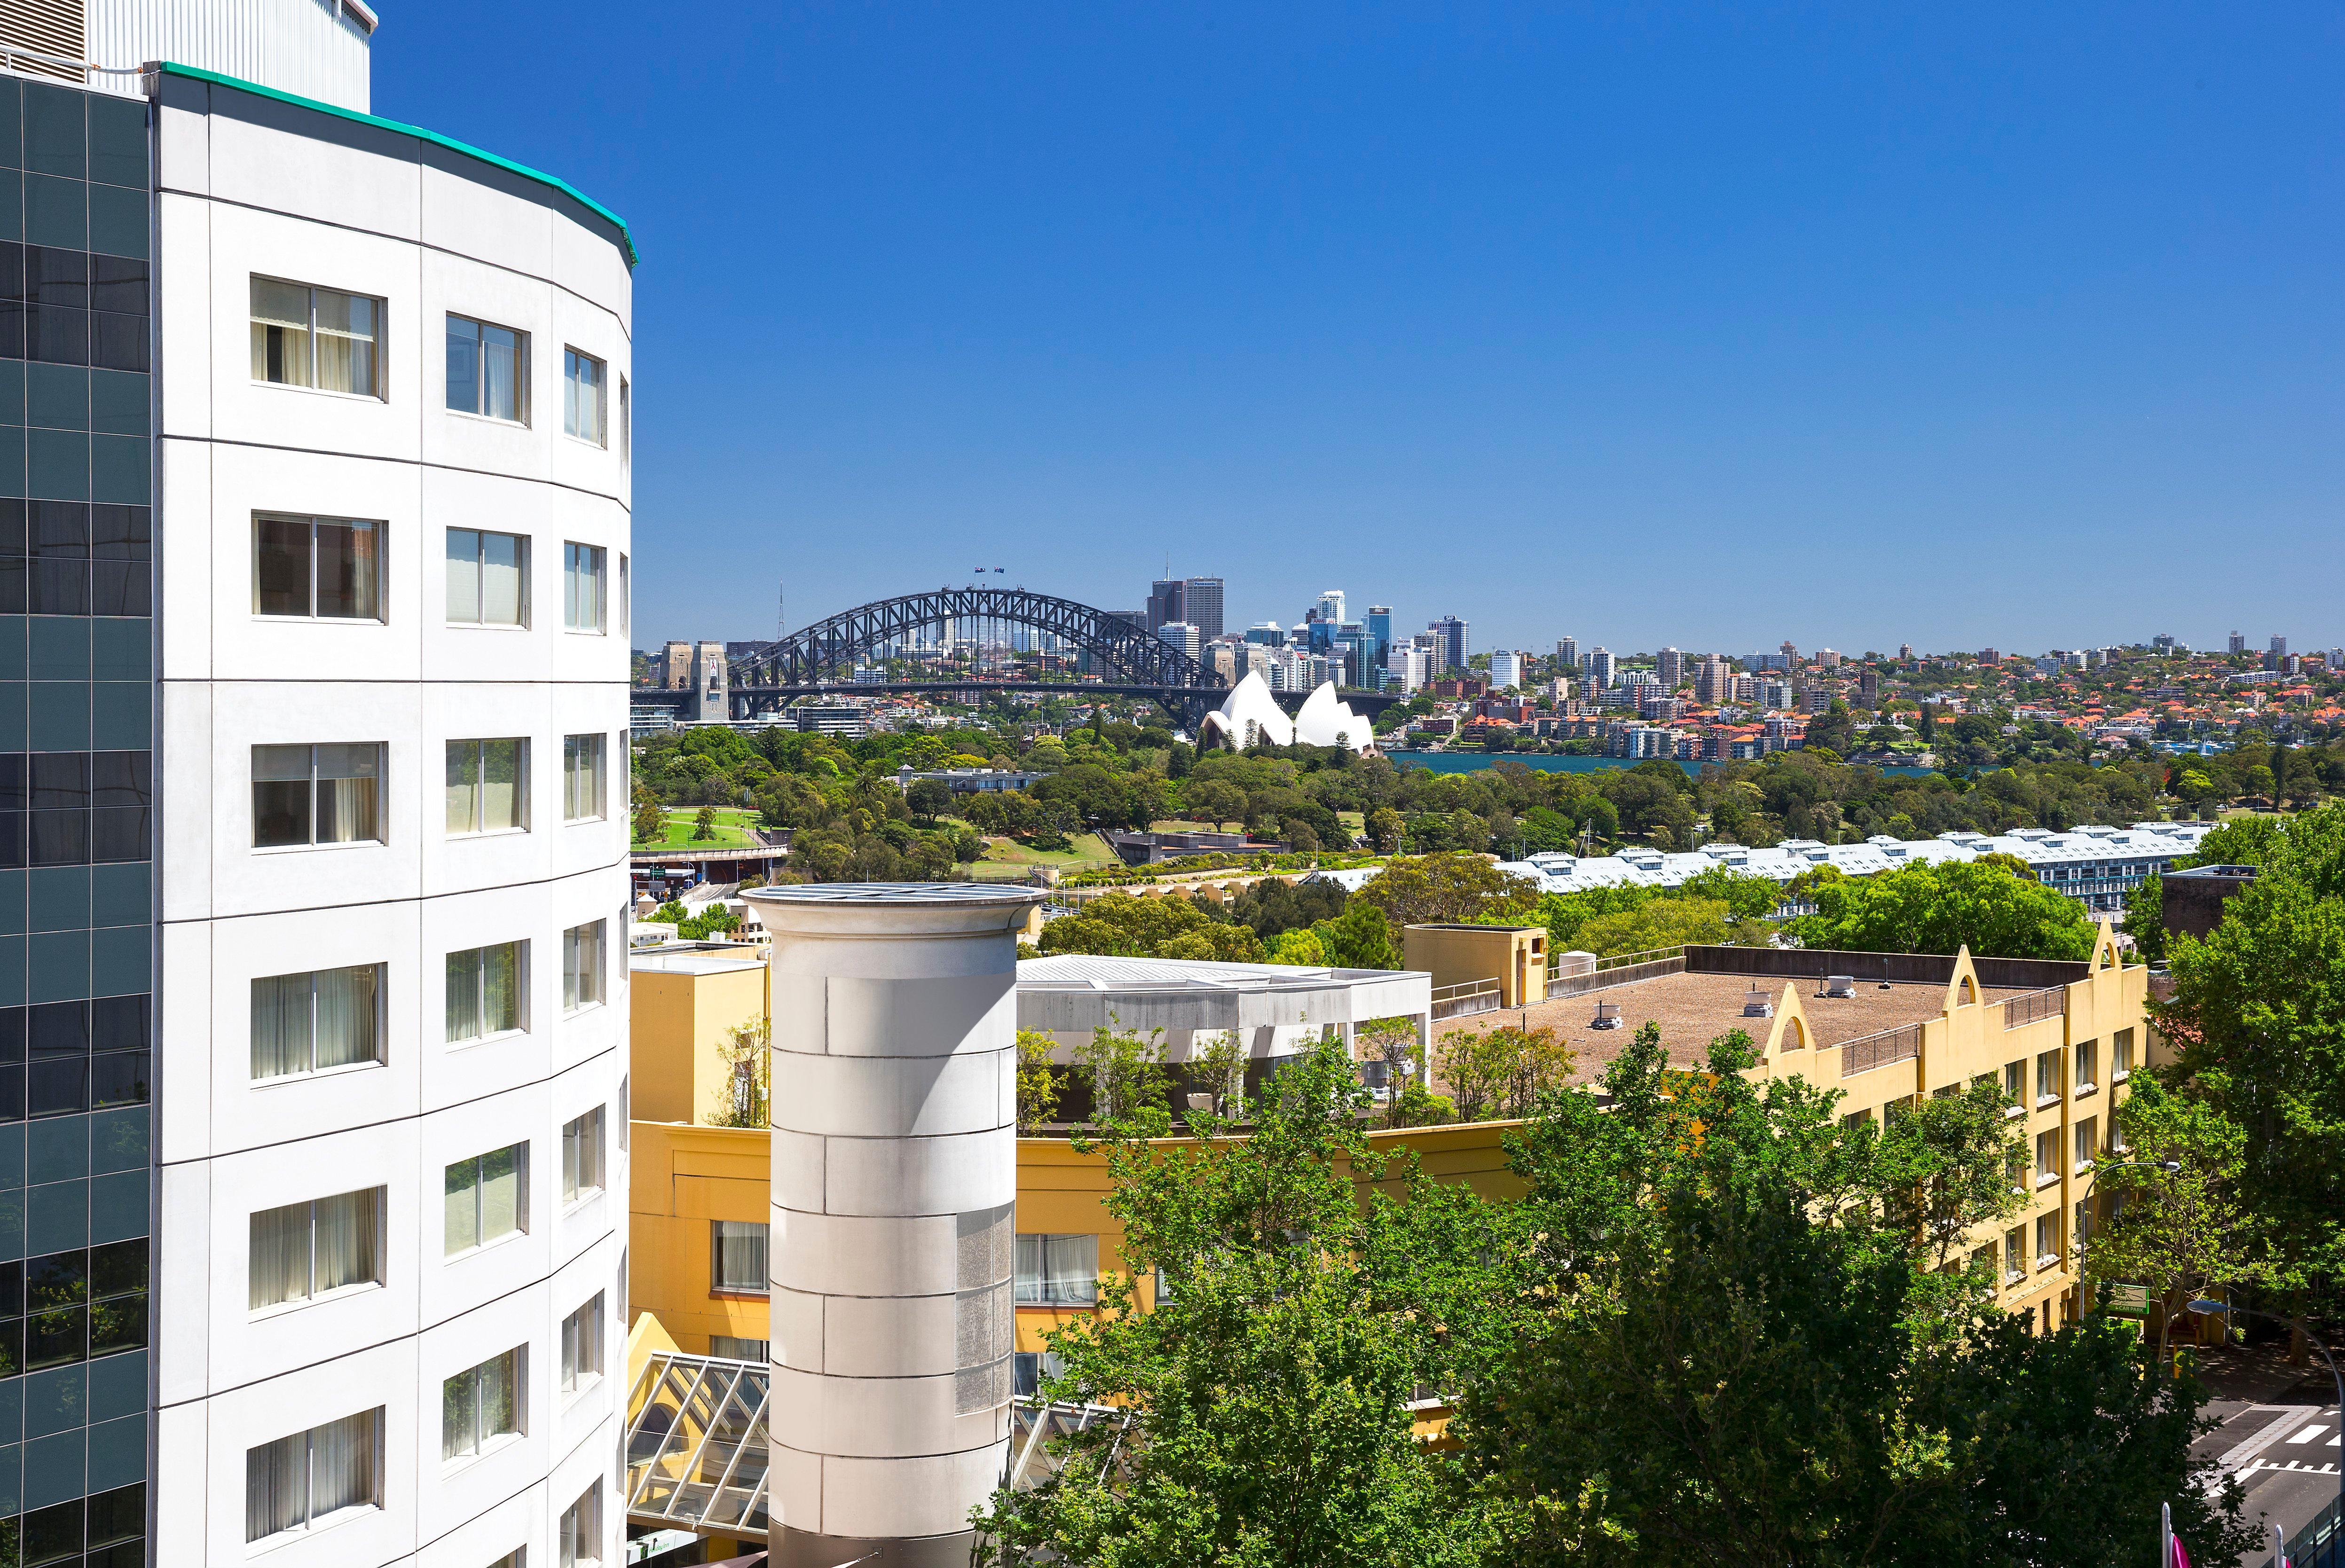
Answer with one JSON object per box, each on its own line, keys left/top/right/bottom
{"left": 2242, "top": 1459, "right": 2340, "bottom": 1478}
{"left": 2284, "top": 1421, "right": 2340, "bottom": 1446}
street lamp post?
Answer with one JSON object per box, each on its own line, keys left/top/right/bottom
{"left": 2188, "top": 1298, "right": 2345, "bottom": 1551}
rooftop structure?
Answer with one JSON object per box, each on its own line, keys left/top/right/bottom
{"left": 1502, "top": 820, "right": 2215, "bottom": 913}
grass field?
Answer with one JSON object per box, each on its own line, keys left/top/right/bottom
{"left": 965, "top": 831, "right": 1120, "bottom": 881}
{"left": 633, "top": 807, "right": 767, "bottom": 850}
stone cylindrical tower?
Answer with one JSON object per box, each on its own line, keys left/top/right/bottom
{"left": 741, "top": 883, "right": 1047, "bottom": 1568}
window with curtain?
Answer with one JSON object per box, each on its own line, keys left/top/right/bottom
{"left": 2074, "top": 1117, "right": 2097, "bottom": 1171}
{"left": 2034, "top": 1049, "right": 2062, "bottom": 1103}
{"left": 2034, "top": 1213, "right": 2059, "bottom": 1265}
{"left": 252, "top": 744, "right": 383, "bottom": 848}
{"left": 245, "top": 1408, "right": 382, "bottom": 1543}
{"left": 710, "top": 1221, "right": 767, "bottom": 1294}
{"left": 446, "top": 528, "right": 529, "bottom": 626}
{"left": 710, "top": 1335, "right": 768, "bottom": 1362}
{"left": 2114, "top": 1028, "right": 2134, "bottom": 1079}
{"left": 446, "top": 314, "right": 528, "bottom": 423}
{"left": 445, "top": 1143, "right": 527, "bottom": 1256}
{"left": 563, "top": 543, "right": 606, "bottom": 632}
{"left": 1014, "top": 1234, "right": 1097, "bottom": 1306}
{"left": 2003, "top": 1227, "right": 2023, "bottom": 1279}
{"left": 441, "top": 1345, "right": 525, "bottom": 1463}
{"left": 253, "top": 515, "right": 383, "bottom": 620}
{"left": 251, "top": 964, "right": 384, "bottom": 1080}
{"left": 562, "top": 1106, "right": 604, "bottom": 1203}
{"left": 561, "top": 1292, "right": 604, "bottom": 1395}
{"left": 445, "top": 941, "right": 524, "bottom": 1045}
{"left": 446, "top": 739, "right": 528, "bottom": 835}
{"left": 564, "top": 348, "right": 606, "bottom": 444}
{"left": 250, "top": 277, "right": 382, "bottom": 397}
{"left": 559, "top": 1484, "right": 602, "bottom": 1568}
{"left": 563, "top": 734, "right": 606, "bottom": 822}
{"left": 2075, "top": 1038, "right": 2098, "bottom": 1091}
{"left": 619, "top": 377, "right": 630, "bottom": 466}
{"left": 563, "top": 922, "right": 604, "bottom": 1015}
{"left": 2034, "top": 1129, "right": 2057, "bottom": 1182}
{"left": 249, "top": 1188, "right": 383, "bottom": 1312}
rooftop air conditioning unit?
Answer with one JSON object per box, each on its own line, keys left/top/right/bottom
{"left": 1590, "top": 1000, "right": 1623, "bottom": 1030}
{"left": 1742, "top": 988, "right": 1773, "bottom": 1018}
{"left": 1823, "top": 975, "right": 1857, "bottom": 998}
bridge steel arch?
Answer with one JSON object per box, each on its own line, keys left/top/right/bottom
{"left": 732, "top": 588, "right": 1226, "bottom": 692}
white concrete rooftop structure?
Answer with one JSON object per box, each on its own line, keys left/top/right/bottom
{"left": 742, "top": 882, "right": 1049, "bottom": 1568}
{"left": 1016, "top": 953, "right": 1434, "bottom": 1066}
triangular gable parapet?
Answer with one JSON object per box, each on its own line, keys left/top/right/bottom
{"left": 1945, "top": 945, "right": 1981, "bottom": 1012}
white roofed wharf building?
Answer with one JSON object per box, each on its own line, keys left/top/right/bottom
{"left": 0, "top": 6, "right": 637, "bottom": 1564}
{"left": 1499, "top": 822, "right": 2215, "bottom": 915}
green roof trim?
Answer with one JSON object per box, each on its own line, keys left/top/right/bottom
{"left": 157, "top": 61, "right": 637, "bottom": 267}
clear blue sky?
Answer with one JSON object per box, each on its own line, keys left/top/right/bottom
{"left": 379, "top": 2, "right": 2345, "bottom": 659}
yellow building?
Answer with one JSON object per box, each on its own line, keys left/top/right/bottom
{"left": 630, "top": 941, "right": 768, "bottom": 1125}
{"left": 1402, "top": 921, "right": 1549, "bottom": 1007}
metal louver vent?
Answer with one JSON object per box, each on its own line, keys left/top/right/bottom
{"left": 0, "top": 0, "right": 84, "bottom": 83}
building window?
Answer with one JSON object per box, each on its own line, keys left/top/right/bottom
{"left": 2113, "top": 1028, "right": 2134, "bottom": 1081}
{"left": 445, "top": 941, "right": 525, "bottom": 1045}
{"left": 252, "top": 744, "right": 383, "bottom": 848}
{"left": 2034, "top": 1129, "right": 2058, "bottom": 1184}
{"left": 2034, "top": 1049, "right": 2062, "bottom": 1105}
{"left": 251, "top": 964, "right": 384, "bottom": 1079}
{"left": 710, "top": 1335, "right": 768, "bottom": 1361}
{"left": 2002, "top": 1061, "right": 2022, "bottom": 1104}
{"left": 245, "top": 1408, "right": 382, "bottom": 1543}
{"left": 563, "top": 734, "right": 606, "bottom": 822}
{"left": 564, "top": 348, "right": 606, "bottom": 444}
{"left": 618, "top": 553, "right": 630, "bottom": 634}
{"left": 3, "top": 750, "right": 153, "bottom": 868}
{"left": 249, "top": 1188, "right": 383, "bottom": 1312}
{"left": 564, "top": 543, "right": 606, "bottom": 632}
{"left": 1015, "top": 1234, "right": 1098, "bottom": 1306}
{"left": 559, "top": 1484, "right": 602, "bottom": 1568}
{"left": 1012, "top": 1350, "right": 1066, "bottom": 1398}
{"left": 253, "top": 515, "right": 383, "bottom": 620}
{"left": 710, "top": 1220, "right": 768, "bottom": 1294}
{"left": 442, "top": 1345, "right": 525, "bottom": 1462}
{"left": 2003, "top": 1226, "right": 2023, "bottom": 1282}
{"left": 562, "top": 1106, "right": 605, "bottom": 1203}
{"left": 2074, "top": 1117, "right": 2098, "bottom": 1172}
{"left": 2034, "top": 1213, "right": 2060, "bottom": 1267}
{"left": 250, "top": 277, "right": 382, "bottom": 398}
{"left": 562, "top": 1292, "right": 605, "bottom": 1395}
{"left": 2075, "top": 1198, "right": 2094, "bottom": 1249}
{"left": 618, "top": 376, "right": 630, "bottom": 466}
{"left": 2075, "top": 1039, "right": 2097, "bottom": 1094}
{"left": 446, "top": 314, "right": 528, "bottom": 423}
{"left": 563, "top": 921, "right": 605, "bottom": 1015}
{"left": 446, "top": 528, "right": 529, "bottom": 626}
{"left": 9, "top": 1239, "right": 151, "bottom": 1372}
{"left": 444, "top": 1143, "right": 527, "bottom": 1255}
{"left": 446, "top": 739, "right": 528, "bottom": 835}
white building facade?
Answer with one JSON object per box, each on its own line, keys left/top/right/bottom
{"left": 0, "top": 8, "right": 634, "bottom": 1562}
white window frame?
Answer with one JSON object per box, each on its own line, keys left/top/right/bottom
{"left": 441, "top": 1345, "right": 527, "bottom": 1465}
{"left": 562, "top": 1105, "right": 605, "bottom": 1205}
{"left": 444, "top": 1142, "right": 530, "bottom": 1257}
{"left": 710, "top": 1220, "right": 768, "bottom": 1295}
{"left": 250, "top": 275, "right": 385, "bottom": 400}
{"left": 1015, "top": 1233, "right": 1099, "bottom": 1306}
{"left": 563, "top": 920, "right": 606, "bottom": 1015}
{"left": 252, "top": 513, "right": 386, "bottom": 622}
{"left": 445, "top": 528, "right": 531, "bottom": 628}
{"left": 564, "top": 346, "right": 607, "bottom": 446}
{"left": 563, "top": 542, "right": 607, "bottom": 633}
{"left": 251, "top": 743, "right": 386, "bottom": 851}
{"left": 446, "top": 311, "right": 532, "bottom": 425}
{"left": 561, "top": 1292, "right": 606, "bottom": 1397}
{"left": 446, "top": 738, "right": 531, "bottom": 836}
{"left": 247, "top": 1187, "right": 386, "bottom": 1314}
{"left": 445, "top": 940, "right": 528, "bottom": 1046}
{"left": 563, "top": 733, "right": 608, "bottom": 823}
{"left": 244, "top": 1408, "right": 384, "bottom": 1544}
{"left": 559, "top": 1482, "right": 603, "bottom": 1568}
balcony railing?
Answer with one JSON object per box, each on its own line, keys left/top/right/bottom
{"left": 1840, "top": 1022, "right": 1921, "bottom": 1078}
{"left": 1430, "top": 979, "right": 1502, "bottom": 1022}
{"left": 1999, "top": 986, "right": 2067, "bottom": 1031}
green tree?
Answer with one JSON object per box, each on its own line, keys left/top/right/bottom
{"left": 692, "top": 804, "right": 719, "bottom": 842}
{"left": 2086, "top": 1075, "right": 2274, "bottom": 1366}
{"left": 1434, "top": 1024, "right": 1574, "bottom": 1122}
{"left": 701, "top": 1018, "right": 770, "bottom": 1129}
{"left": 1354, "top": 853, "right": 1538, "bottom": 928}
{"left": 1074, "top": 1023, "right": 1172, "bottom": 1125}
{"left": 1367, "top": 805, "right": 1406, "bottom": 854}
{"left": 1312, "top": 901, "right": 1403, "bottom": 971}
{"left": 1571, "top": 895, "right": 1760, "bottom": 957}
{"left": 1870, "top": 1080, "right": 2025, "bottom": 1272}
{"left": 1015, "top": 1028, "right": 1063, "bottom": 1135}
{"left": 2152, "top": 800, "right": 2345, "bottom": 1295}
{"left": 631, "top": 783, "right": 665, "bottom": 845}
{"left": 971, "top": 1043, "right": 1508, "bottom": 1566}
{"left": 1789, "top": 858, "right": 2097, "bottom": 961}
{"left": 1468, "top": 1024, "right": 2255, "bottom": 1568}
{"left": 1266, "top": 927, "right": 1326, "bottom": 966}
{"left": 2120, "top": 871, "right": 2167, "bottom": 963}
{"left": 905, "top": 777, "right": 953, "bottom": 823}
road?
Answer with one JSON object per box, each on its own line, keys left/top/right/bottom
{"left": 2199, "top": 1398, "right": 2340, "bottom": 1564}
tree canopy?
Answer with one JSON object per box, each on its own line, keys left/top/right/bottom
{"left": 1788, "top": 857, "right": 2099, "bottom": 960}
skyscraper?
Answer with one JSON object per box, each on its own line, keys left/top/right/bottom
{"left": 1315, "top": 588, "right": 1346, "bottom": 626}
{"left": 1657, "top": 647, "right": 1684, "bottom": 690}
{"left": 1146, "top": 577, "right": 1222, "bottom": 640}
{"left": 1364, "top": 605, "right": 1392, "bottom": 679}
{"left": 1586, "top": 646, "right": 1616, "bottom": 688}
{"left": 1147, "top": 579, "right": 1182, "bottom": 631}
{"left": 1429, "top": 616, "right": 1468, "bottom": 675}
{"left": 1557, "top": 636, "right": 1578, "bottom": 669}
{"left": 0, "top": 16, "right": 636, "bottom": 1563}
{"left": 2228, "top": 631, "right": 2247, "bottom": 654}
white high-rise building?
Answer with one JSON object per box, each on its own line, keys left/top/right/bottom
{"left": 1585, "top": 646, "right": 1616, "bottom": 688}
{"left": 1385, "top": 643, "right": 1432, "bottom": 693}
{"left": 1314, "top": 588, "right": 1346, "bottom": 626}
{"left": 0, "top": 9, "right": 635, "bottom": 1563}
{"left": 1487, "top": 651, "right": 1524, "bottom": 690}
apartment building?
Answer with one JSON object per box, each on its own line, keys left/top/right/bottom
{"left": 0, "top": 8, "right": 635, "bottom": 1563}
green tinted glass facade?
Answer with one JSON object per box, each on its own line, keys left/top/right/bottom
{"left": 0, "top": 74, "right": 154, "bottom": 1568}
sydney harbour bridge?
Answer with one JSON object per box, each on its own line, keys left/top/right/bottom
{"left": 630, "top": 586, "right": 1399, "bottom": 728}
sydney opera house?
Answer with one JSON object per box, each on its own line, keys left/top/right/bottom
{"left": 1196, "top": 672, "right": 1378, "bottom": 753}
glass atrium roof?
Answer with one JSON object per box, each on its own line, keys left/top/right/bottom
{"left": 625, "top": 1350, "right": 770, "bottom": 1538}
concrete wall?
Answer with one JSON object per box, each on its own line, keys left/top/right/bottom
{"left": 1403, "top": 923, "right": 1548, "bottom": 1007}
{"left": 628, "top": 959, "right": 766, "bottom": 1126}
